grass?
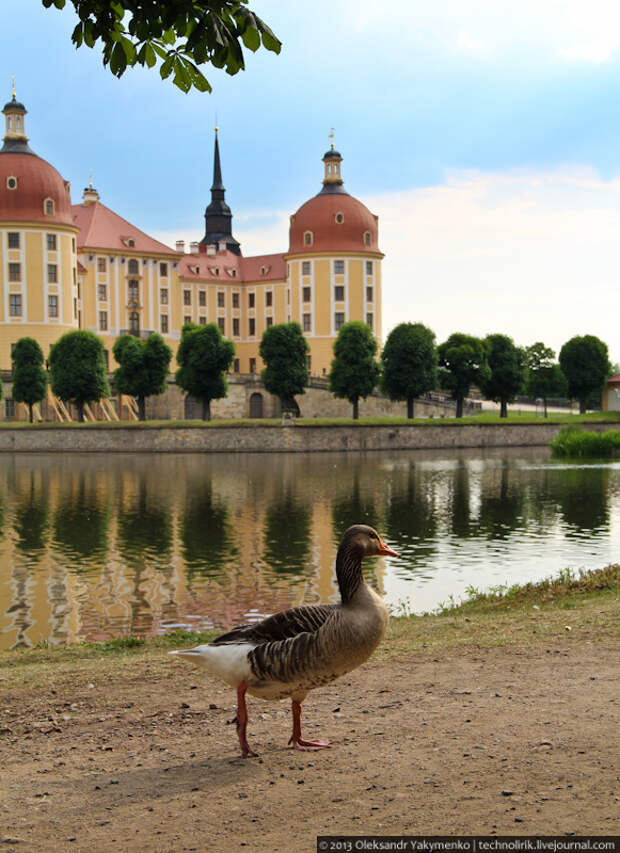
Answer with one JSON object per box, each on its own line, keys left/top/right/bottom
{"left": 551, "top": 424, "right": 620, "bottom": 458}
{"left": 1, "top": 411, "right": 620, "bottom": 429}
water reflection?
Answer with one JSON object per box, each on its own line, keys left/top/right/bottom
{"left": 0, "top": 449, "right": 617, "bottom": 649}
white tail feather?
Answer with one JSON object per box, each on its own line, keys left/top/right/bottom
{"left": 169, "top": 643, "right": 254, "bottom": 687}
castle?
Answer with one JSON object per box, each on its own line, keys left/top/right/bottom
{"left": 0, "top": 90, "right": 385, "bottom": 418}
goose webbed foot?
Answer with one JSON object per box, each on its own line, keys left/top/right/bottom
{"left": 288, "top": 699, "right": 331, "bottom": 751}
{"left": 236, "top": 682, "right": 258, "bottom": 758}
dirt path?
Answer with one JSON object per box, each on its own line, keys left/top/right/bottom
{"left": 1, "top": 640, "right": 618, "bottom": 852}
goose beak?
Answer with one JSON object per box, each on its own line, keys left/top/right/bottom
{"left": 377, "top": 539, "right": 399, "bottom": 558}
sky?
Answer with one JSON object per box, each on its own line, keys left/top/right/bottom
{"left": 3, "top": 0, "right": 620, "bottom": 362}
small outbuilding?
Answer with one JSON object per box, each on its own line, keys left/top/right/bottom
{"left": 602, "top": 374, "right": 620, "bottom": 412}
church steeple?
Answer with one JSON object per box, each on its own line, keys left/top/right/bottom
{"left": 319, "top": 129, "right": 346, "bottom": 195}
{"left": 200, "top": 128, "right": 241, "bottom": 255}
{"left": 1, "top": 82, "right": 34, "bottom": 155}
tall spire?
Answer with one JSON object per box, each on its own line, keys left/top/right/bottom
{"left": 320, "top": 129, "right": 346, "bottom": 195}
{"left": 200, "top": 127, "right": 241, "bottom": 255}
{"left": 1, "top": 85, "right": 34, "bottom": 155}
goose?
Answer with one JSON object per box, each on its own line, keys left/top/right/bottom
{"left": 169, "top": 524, "right": 398, "bottom": 757}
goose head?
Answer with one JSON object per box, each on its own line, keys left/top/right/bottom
{"left": 341, "top": 524, "right": 399, "bottom": 559}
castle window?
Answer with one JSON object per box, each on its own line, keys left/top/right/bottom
{"left": 127, "top": 238, "right": 135, "bottom": 248}
{"left": 48, "top": 295, "right": 59, "bottom": 318}
{"left": 7, "top": 232, "right": 19, "bottom": 248}
{"left": 366, "top": 261, "right": 373, "bottom": 275}
{"left": 303, "top": 286, "right": 311, "bottom": 302}
{"left": 248, "top": 292, "right": 255, "bottom": 308}
{"left": 334, "top": 312, "right": 345, "bottom": 331}
{"left": 8, "top": 263, "right": 21, "bottom": 282}
{"left": 72, "top": 238, "right": 76, "bottom": 253}
{"left": 303, "top": 313, "right": 311, "bottom": 332}
{"left": 364, "top": 231, "right": 371, "bottom": 246}
{"left": 266, "top": 291, "right": 273, "bottom": 307}
{"left": 199, "top": 317, "right": 206, "bottom": 325}
{"left": 334, "top": 285, "right": 345, "bottom": 302}
{"left": 184, "top": 316, "right": 191, "bottom": 326}
{"left": 303, "top": 231, "right": 313, "bottom": 246}
{"left": 129, "top": 311, "right": 140, "bottom": 333}
{"left": 249, "top": 357, "right": 256, "bottom": 374}
{"left": 184, "top": 289, "right": 191, "bottom": 306}
{"left": 159, "top": 262, "right": 168, "bottom": 277}
{"left": 217, "top": 292, "right": 225, "bottom": 308}
{"left": 44, "top": 198, "right": 55, "bottom": 216}
{"left": 128, "top": 280, "right": 139, "bottom": 302}
{"left": 366, "top": 313, "right": 373, "bottom": 329}
{"left": 233, "top": 358, "right": 240, "bottom": 373}
{"left": 218, "top": 317, "right": 225, "bottom": 333}
{"left": 9, "top": 294, "right": 22, "bottom": 316}
{"left": 97, "top": 257, "right": 106, "bottom": 272}
{"left": 99, "top": 311, "right": 108, "bottom": 330}
{"left": 249, "top": 318, "right": 256, "bottom": 336}
{"left": 233, "top": 318, "right": 240, "bottom": 336}
{"left": 335, "top": 212, "right": 344, "bottom": 224}
{"left": 47, "top": 234, "right": 57, "bottom": 251}
{"left": 98, "top": 284, "right": 107, "bottom": 302}
{"left": 160, "top": 314, "right": 169, "bottom": 333}
{"left": 7, "top": 175, "right": 17, "bottom": 190}
{"left": 160, "top": 288, "right": 168, "bottom": 304}
{"left": 366, "top": 286, "right": 373, "bottom": 302}
{"left": 266, "top": 316, "right": 273, "bottom": 327}
{"left": 128, "top": 258, "right": 139, "bottom": 274}
{"left": 334, "top": 260, "right": 344, "bottom": 275}
{"left": 302, "top": 261, "right": 311, "bottom": 276}
{"left": 232, "top": 293, "right": 239, "bottom": 308}
{"left": 47, "top": 264, "right": 58, "bottom": 283}
{"left": 199, "top": 290, "right": 206, "bottom": 307}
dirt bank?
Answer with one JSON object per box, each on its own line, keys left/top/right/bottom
{"left": 1, "top": 634, "right": 618, "bottom": 852}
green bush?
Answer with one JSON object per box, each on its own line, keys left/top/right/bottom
{"left": 551, "top": 425, "right": 620, "bottom": 457}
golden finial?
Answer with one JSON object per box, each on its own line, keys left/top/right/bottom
{"left": 11, "top": 74, "right": 16, "bottom": 100}
{"left": 89, "top": 169, "right": 93, "bottom": 189}
{"left": 329, "top": 127, "right": 335, "bottom": 150}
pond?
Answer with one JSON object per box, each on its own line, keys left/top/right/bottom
{"left": 0, "top": 448, "right": 618, "bottom": 649}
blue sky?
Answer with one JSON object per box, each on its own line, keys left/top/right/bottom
{"left": 4, "top": 0, "right": 620, "bottom": 362}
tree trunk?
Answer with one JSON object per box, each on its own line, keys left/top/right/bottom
{"left": 28, "top": 403, "right": 33, "bottom": 423}
{"left": 353, "top": 399, "right": 359, "bottom": 420}
{"left": 407, "top": 397, "right": 414, "bottom": 419}
{"left": 138, "top": 396, "right": 146, "bottom": 421}
{"left": 543, "top": 397, "right": 548, "bottom": 418}
{"left": 456, "top": 397, "right": 463, "bottom": 418}
{"left": 77, "top": 402, "right": 85, "bottom": 422}
{"left": 579, "top": 398, "right": 586, "bottom": 414}
{"left": 202, "top": 399, "right": 211, "bottom": 421}
{"left": 500, "top": 399, "right": 508, "bottom": 418}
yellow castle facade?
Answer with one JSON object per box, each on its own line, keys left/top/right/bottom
{"left": 0, "top": 92, "right": 384, "bottom": 403}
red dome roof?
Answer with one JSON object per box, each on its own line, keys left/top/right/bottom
{"left": 288, "top": 191, "right": 379, "bottom": 254}
{"left": 0, "top": 152, "right": 73, "bottom": 226}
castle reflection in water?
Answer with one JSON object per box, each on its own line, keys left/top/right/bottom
{"left": 0, "top": 449, "right": 616, "bottom": 649}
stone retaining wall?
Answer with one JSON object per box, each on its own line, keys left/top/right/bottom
{"left": 0, "top": 421, "right": 615, "bottom": 453}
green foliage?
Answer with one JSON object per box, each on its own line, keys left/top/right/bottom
{"left": 48, "top": 330, "right": 110, "bottom": 421}
{"left": 259, "top": 322, "right": 309, "bottom": 412}
{"left": 559, "top": 335, "right": 611, "bottom": 414}
{"left": 550, "top": 425, "right": 620, "bottom": 458}
{"left": 175, "top": 322, "right": 235, "bottom": 420}
{"left": 380, "top": 322, "right": 438, "bottom": 418}
{"left": 329, "top": 321, "right": 380, "bottom": 419}
{"left": 437, "top": 332, "right": 490, "bottom": 417}
{"left": 113, "top": 333, "right": 172, "bottom": 420}
{"left": 11, "top": 338, "right": 48, "bottom": 422}
{"left": 479, "top": 333, "right": 525, "bottom": 417}
{"left": 42, "top": 0, "right": 281, "bottom": 93}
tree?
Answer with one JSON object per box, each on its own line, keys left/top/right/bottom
{"left": 259, "top": 322, "right": 309, "bottom": 414}
{"left": 49, "top": 330, "right": 110, "bottom": 422}
{"left": 113, "top": 333, "right": 172, "bottom": 421}
{"left": 380, "top": 322, "right": 437, "bottom": 419}
{"left": 42, "top": 0, "right": 281, "bottom": 94}
{"left": 11, "top": 338, "right": 48, "bottom": 423}
{"left": 524, "top": 342, "right": 568, "bottom": 417}
{"left": 479, "top": 333, "right": 525, "bottom": 418}
{"left": 437, "top": 333, "right": 490, "bottom": 418}
{"left": 329, "top": 321, "right": 380, "bottom": 420}
{"left": 559, "top": 335, "right": 611, "bottom": 414}
{"left": 175, "top": 323, "right": 235, "bottom": 420}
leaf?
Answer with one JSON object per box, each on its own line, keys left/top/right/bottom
{"left": 109, "top": 41, "right": 128, "bottom": 77}
{"left": 159, "top": 57, "right": 174, "bottom": 80}
{"left": 143, "top": 42, "right": 157, "bottom": 69}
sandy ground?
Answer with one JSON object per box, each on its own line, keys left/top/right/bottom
{"left": 1, "top": 640, "right": 618, "bottom": 852}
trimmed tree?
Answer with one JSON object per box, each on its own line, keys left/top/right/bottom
{"left": 11, "top": 337, "right": 48, "bottom": 423}
{"left": 479, "top": 333, "right": 525, "bottom": 418}
{"left": 329, "top": 321, "right": 380, "bottom": 420}
{"left": 380, "top": 322, "right": 437, "bottom": 419}
{"left": 437, "top": 333, "right": 490, "bottom": 418}
{"left": 175, "top": 323, "right": 235, "bottom": 420}
{"left": 524, "top": 342, "right": 568, "bottom": 417}
{"left": 113, "top": 333, "right": 172, "bottom": 421}
{"left": 49, "top": 330, "right": 110, "bottom": 422}
{"left": 559, "top": 334, "right": 611, "bottom": 414}
{"left": 259, "top": 322, "right": 309, "bottom": 414}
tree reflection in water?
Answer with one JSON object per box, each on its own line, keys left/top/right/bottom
{"left": 52, "top": 474, "right": 109, "bottom": 567}
{"left": 263, "top": 490, "right": 311, "bottom": 578}
{"left": 181, "top": 480, "right": 237, "bottom": 581}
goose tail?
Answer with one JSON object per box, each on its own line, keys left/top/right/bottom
{"left": 169, "top": 643, "right": 254, "bottom": 686}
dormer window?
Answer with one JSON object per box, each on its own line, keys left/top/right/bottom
{"left": 364, "top": 231, "right": 371, "bottom": 246}
{"left": 304, "top": 231, "right": 313, "bottom": 247}
{"left": 6, "top": 175, "right": 17, "bottom": 190}
{"left": 44, "top": 198, "right": 55, "bottom": 216}
{"left": 128, "top": 238, "right": 135, "bottom": 248}
{"left": 335, "top": 212, "right": 344, "bottom": 224}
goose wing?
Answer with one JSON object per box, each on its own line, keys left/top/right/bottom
{"left": 211, "top": 603, "right": 337, "bottom": 646}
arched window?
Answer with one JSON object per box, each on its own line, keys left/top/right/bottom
{"left": 44, "top": 198, "right": 55, "bottom": 215}
{"left": 335, "top": 212, "right": 344, "bottom": 224}
{"left": 129, "top": 311, "right": 140, "bottom": 333}
{"left": 364, "top": 231, "right": 371, "bottom": 246}
{"left": 6, "top": 175, "right": 17, "bottom": 190}
{"left": 304, "top": 231, "right": 313, "bottom": 246}
{"left": 128, "top": 258, "right": 139, "bottom": 274}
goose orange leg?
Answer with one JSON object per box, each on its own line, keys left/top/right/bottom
{"left": 236, "top": 681, "right": 257, "bottom": 758}
{"left": 288, "top": 699, "right": 330, "bottom": 751}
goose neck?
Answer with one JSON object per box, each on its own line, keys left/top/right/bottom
{"left": 336, "top": 544, "right": 364, "bottom": 603}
